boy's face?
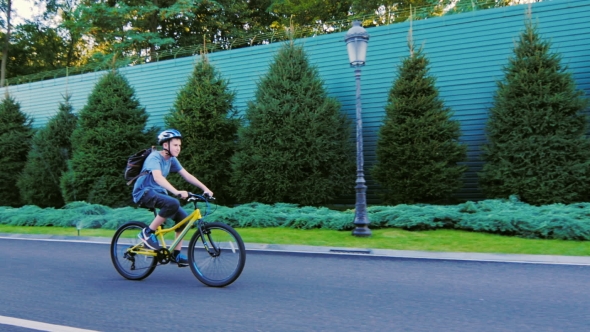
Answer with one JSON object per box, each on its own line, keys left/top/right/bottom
{"left": 166, "top": 138, "right": 182, "bottom": 157}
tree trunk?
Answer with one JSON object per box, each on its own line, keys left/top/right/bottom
{"left": 1, "top": 0, "right": 12, "bottom": 87}
{"left": 149, "top": 0, "right": 159, "bottom": 58}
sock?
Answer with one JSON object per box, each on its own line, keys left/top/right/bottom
{"left": 146, "top": 227, "right": 155, "bottom": 234}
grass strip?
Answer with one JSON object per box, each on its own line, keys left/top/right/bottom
{"left": 0, "top": 225, "right": 588, "bottom": 256}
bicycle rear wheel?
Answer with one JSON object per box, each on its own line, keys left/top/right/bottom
{"left": 110, "top": 221, "right": 157, "bottom": 280}
{"left": 188, "top": 222, "right": 246, "bottom": 287}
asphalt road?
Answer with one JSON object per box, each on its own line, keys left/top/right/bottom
{"left": 1, "top": 238, "right": 589, "bottom": 332}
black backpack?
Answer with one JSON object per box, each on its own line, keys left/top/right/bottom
{"left": 124, "top": 147, "right": 155, "bottom": 186}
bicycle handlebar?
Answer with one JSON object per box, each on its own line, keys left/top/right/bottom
{"left": 186, "top": 192, "right": 215, "bottom": 202}
{"left": 186, "top": 192, "right": 216, "bottom": 218}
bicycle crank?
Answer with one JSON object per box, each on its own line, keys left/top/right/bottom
{"left": 155, "top": 248, "right": 171, "bottom": 264}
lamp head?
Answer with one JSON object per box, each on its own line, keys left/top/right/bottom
{"left": 345, "top": 20, "right": 370, "bottom": 67}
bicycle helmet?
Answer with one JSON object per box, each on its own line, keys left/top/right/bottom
{"left": 158, "top": 129, "right": 183, "bottom": 145}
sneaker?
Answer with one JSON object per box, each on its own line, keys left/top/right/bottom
{"left": 172, "top": 253, "right": 189, "bottom": 267}
{"left": 138, "top": 227, "right": 160, "bottom": 250}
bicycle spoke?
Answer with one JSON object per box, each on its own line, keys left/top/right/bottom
{"left": 188, "top": 222, "right": 246, "bottom": 287}
{"left": 110, "top": 222, "right": 157, "bottom": 280}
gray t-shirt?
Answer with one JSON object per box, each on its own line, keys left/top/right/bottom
{"left": 132, "top": 150, "right": 183, "bottom": 203}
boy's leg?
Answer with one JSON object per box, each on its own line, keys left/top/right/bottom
{"left": 137, "top": 190, "right": 183, "bottom": 250}
{"left": 148, "top": 215, "right": 167, "bottom": 231}
{"left": 170, "top": 208, "right": 189, "bottom": 266}
{"left": 172, "top": 208, "right": 189, "bottom": 251}
{"left": 143, "top": 192, "right": 183, "bottom": 228}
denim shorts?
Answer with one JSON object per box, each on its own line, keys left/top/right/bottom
{"left": 138, "top": 189, "right": 188, "bottom": 224}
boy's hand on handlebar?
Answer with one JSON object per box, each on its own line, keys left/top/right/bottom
{"left": 203, "top": 189, "right": 214, "bottom": 198}
{"left": 176, "top": 190, "right": 189, "bottom": 199}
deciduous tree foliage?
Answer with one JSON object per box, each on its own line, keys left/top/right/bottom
{"left": 165, "top": 55, "right": 240, "bottom": 205}
{"left": 4, "top": 0, "right": 493, "bottom": 81}
{"left": 232, "top": 41, "right": 355, "bottom": 205}
{"left": 61, "top": 71, "right": 156, "bottom": 207}
{"left": 372, "top": 45, "right": 466, "bottom": 205}
{"left": 7, "top": 22, "right": 74, "bottom": 78}
{"left": 351, "top": 0, "right": 440, "bottom": 23}
{"left": 479, "top": 17, "right": 590, "bottom": 205}
{"left": 0, "top": 0, "right": 13, "bottom": 86}
{"left": 445, "top": 0, "right": 510, "bottom": 16}
{"left": 73, "top": 0, "right": 174, "bottom": 64}
{"left": 2, "top": 0, "right": 86, "bottom": 80}
{"left": 0, "top": 94, "right": 33, "bottom": 206}
{"left": 18, "top": 95, "right": 77, "bottom": 208}
{"left": 157, "top": 0, "right": 275, "bottom": 50}
{"left": 72, "top": 0, "right": 276, "bottom": 64}
{"left": 269, "top": 0, "right": 352, "bottom": 26}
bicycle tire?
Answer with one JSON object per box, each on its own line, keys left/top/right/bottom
{"left": 188, "top": 222, "right": 246, "bottom": 287}
{"left": 110, "top": 221, "right": 157, "bottom": 280}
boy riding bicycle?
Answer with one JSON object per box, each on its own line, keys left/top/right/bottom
{"left": 132, "top": 129, "right": 213, "bottom": 266}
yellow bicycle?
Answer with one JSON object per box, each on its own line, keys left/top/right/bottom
{"left": 110, "top": 193, "right": 246, "bottom": 287}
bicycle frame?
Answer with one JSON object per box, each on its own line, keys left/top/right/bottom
{"left": 126, "top": 206, "right": 203, "bottom": 258}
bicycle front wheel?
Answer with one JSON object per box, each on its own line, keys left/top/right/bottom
{"left": 188, "top": 222, "right": 246, "bottom": 287}
{"left": 110, "top": 221, "right": 157, "bottom": 280}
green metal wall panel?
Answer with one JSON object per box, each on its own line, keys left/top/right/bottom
{"left": 2, "top": 0, "right": 589, "bottom": 203}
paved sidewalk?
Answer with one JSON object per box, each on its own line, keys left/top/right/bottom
{"left": 2, "top": 233, "right": 589, "bottom": 266}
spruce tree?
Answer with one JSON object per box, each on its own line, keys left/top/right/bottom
{"left": 18, "top": 95, "right": 78, "bottom": 208}
{"left": 0, "top": 95, "right": 34, "bottom": 207}
{"left": 62, "top": 71, "right": 156, "bottom": 207}
{"left": 232, "top": 41, "right": 355, "bottom": 205}
{"left": 480, "top": 16, "right": 590, "bottom": 205}
{"left": 165, "top": 56, "right": 240, "bottom": 205}
{"left": 372, "top": 45, "right": 467, "bottom": 205}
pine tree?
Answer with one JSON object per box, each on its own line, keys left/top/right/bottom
{"left": 232, "top": 41, "right": 355, "bottom": 205}
{"left": 372, "top": 44, "right": 467, "bottom": 205}
{"left": 165, "top": 55, "right": 241, "bottom": 205}
{"left": 479, "top": 15, "right": 590, "bottom": 205}
{"left": 18, "top": 95, "right": 78, "bottom": 208}
{"left": 61, "top": 71, "right": 156, "bottom": 207}
{"left": 0, "top": 95, "right": 34, "bottom": 207}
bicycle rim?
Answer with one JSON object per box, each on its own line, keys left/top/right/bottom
{"left": 110, "top": 221, "right": 157, "bottom": 280}
{"left": 188, "top": 222, "right": 246, "bottom": 287}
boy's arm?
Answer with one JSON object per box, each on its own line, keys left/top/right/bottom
{"left": 151, "top": 170, "right": 184, "bottom": 197}
{"left": 178, "top": 168, "right": 214, "bottom": 197}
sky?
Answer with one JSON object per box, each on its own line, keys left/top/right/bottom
{"left": 12, "top": 0, "right": 45, "bottom": 24}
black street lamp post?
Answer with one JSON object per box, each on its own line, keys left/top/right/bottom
{"left": 345, "top": 20, "right": 371, "bottom": 237}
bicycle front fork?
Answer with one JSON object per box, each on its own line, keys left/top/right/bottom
{"left": 197, "top": 223, "right": 220, "bottom": 257}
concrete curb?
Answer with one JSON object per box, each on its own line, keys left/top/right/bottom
{"left": 2, "top": 233, "right": 589, "bottom": 266}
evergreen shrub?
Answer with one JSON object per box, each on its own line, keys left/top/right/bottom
{"left": 479, "top": 15, "right": 590, "bottom": 205}
{"left": 61, "top": 71, "right": 157, "bottom": 207}
{"left": 372, "top": 45, "right": 466, "bottom": 205}
{"left": 367, "top": 204, "right": 460, "bottom": 230}
{"left": 0, "top": 95, "right": 34, "bottom": 207}
{"left": 212, "top": 203, "right": 354, "bottom": 230}
{"left": 18, "top": 95, "right": 78, "bottom": 208}
{"left": 231, "top": 41, "right": 355, "bottom": 205}
{"left": 0, "top": 202, "right": 154, "bottom": 229}
{"left": 2, "top": 198, "right": 589, "bottom": 241}
{"left": 165, "top": 56, "right": 240, "bottom": 205}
